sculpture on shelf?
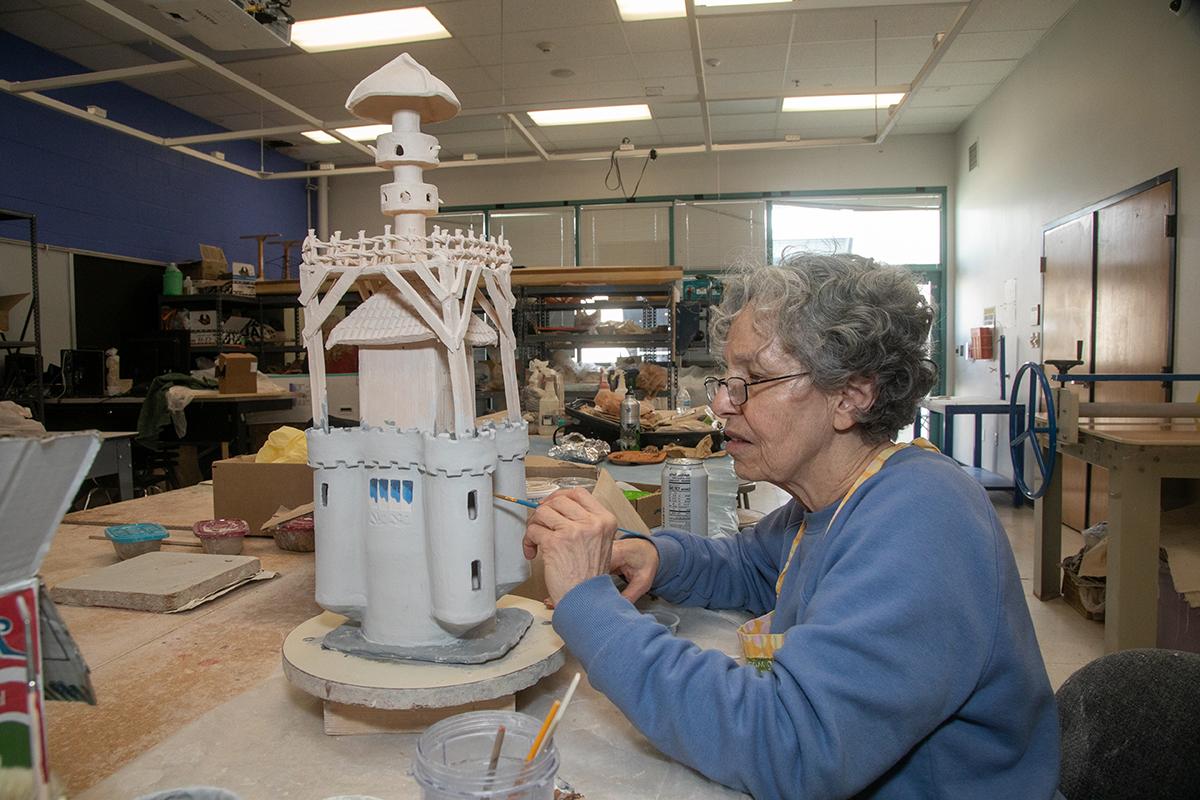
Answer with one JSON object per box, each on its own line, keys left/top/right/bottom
{"left": 298, "top": 54, "right": 529, "bottom": 663}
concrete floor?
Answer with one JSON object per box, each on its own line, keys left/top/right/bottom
{"left": 745, "top": 481, "right": 1104, "bottom": 689}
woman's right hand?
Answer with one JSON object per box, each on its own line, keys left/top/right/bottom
{"left": 609, "top": 538, "right": 660, "bottom": 603}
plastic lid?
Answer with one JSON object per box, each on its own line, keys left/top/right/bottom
{"left": 193, "top": 518, "right": 249, "bottom": 539}
{"left": 105, "top": 523, "right": 168, "bottom": 543}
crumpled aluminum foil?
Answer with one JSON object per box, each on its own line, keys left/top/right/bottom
{"left": 548, "top": 432, "right": 611, "bottom": 464}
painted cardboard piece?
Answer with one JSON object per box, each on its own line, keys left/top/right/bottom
{"left": 300, "top": 55, "right": 529, "bottom": 658}
{"left": 0, "top": 432, "right": 101, "bottom": 787}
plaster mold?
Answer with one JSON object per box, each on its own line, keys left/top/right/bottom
{"left": 299, "top": 54, "right": 528, "bottom": 661}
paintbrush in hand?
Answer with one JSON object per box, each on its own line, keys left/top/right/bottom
{"left": 494, "top": 494, "right": 643, "bottom": 538}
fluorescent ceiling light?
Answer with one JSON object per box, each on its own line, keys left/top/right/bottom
{"left": 527, "top": 104, "right": 652, "bottom": 126}
{"left": 291, "top": 7, "right": 450, "bottom": 53}
{"left": 302, "top": 124, "right": 391, "bottom": 144}
{"left": 616, "top": 0, "right": 791, "bottom": 21}
{"left": 782, "top": 92, "right": 905, "bottom": 112}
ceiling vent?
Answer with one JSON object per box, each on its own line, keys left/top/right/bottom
{"left": 968, "top": 140, "right": 979, "bottom": 171}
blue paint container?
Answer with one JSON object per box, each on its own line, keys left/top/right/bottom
{"left": 105, "top": 523, "right": 168, "bottom": 560}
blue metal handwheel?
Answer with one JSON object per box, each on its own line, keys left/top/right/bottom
{"left": 1009, "top": 361, "right": 1057, "bottom": 500}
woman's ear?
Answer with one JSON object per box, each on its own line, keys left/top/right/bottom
{"left": 832, "top": 375, "right": 877, "bottom": 432}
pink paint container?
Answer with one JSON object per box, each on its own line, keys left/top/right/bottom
{"left": 192, "top": 518, "right": 249, "bottom": 555}
{"left": 274, "top": 514, "right": 315, "bottom": 552}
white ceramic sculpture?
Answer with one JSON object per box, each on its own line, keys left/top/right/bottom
{"left": 298, "top": 55, "right": 529, "bottom": 661}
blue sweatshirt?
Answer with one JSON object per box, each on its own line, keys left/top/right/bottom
{"left": 553, "top": 446, "right": 1060, "bottom": 799}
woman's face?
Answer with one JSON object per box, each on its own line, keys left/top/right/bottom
{"left": 713, "top": 309, "right": 841, "bottom": 486}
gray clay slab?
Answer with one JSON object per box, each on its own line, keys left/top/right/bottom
{"left": 322, "top": 607, "right": 533, "bottom": 664}
{"left": 50, "top": 552, "right": 261, "bottom": 613}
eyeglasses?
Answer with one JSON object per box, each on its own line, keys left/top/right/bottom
{"left": 704, "top": 372, "right": 810, "bottom": 407}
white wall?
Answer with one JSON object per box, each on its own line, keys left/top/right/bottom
{"left": 329, "top": 133, "right": 956, "bottom": 229}
{"left": 0, "top": 239, "right": 72, "bottom": 370}
{"left": 952, "top": 0, "right": 1200, "bottom": 475}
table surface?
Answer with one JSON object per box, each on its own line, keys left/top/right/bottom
{"left": 44, "top": 486, "right": 748, "bottom": 800}
{"left": 921, "top": 395, "right": 1012, "bottom": 412}
{"left": 1073, "top": 421, "right": 1200, "bottom": 446}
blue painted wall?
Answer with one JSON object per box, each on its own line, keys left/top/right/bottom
{"left": 0, "top": 32, "right": 308, "bottom": 275}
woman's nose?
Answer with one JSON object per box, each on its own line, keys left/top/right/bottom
{"left": 710, "top": 384, "right": 739, "bottom": 417}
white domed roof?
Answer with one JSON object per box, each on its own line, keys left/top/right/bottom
{"left": 345, "top": 53, "right": 460, "bottom": 124}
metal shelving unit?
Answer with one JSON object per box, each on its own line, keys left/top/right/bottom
{"left": 516, "top": 280, "right": 680, "bottom": 407}
{"left": 0, "top": 209, "right": 43, "bottom": 420}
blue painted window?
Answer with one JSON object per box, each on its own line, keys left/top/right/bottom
{"left": 402, "top": 480, "right": 414, "bottom": 504}
{"left": 369, "top": 478, "right": 377, "bottom": 501}
{"left": 390, "top": 480, "right": 403, "bottom": 503}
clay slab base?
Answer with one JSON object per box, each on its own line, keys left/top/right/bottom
{"left": 49, "top": 552, "right": 262, "bottom": 613}
{"left": 282, "top": 595, "right": 565, "bottom": 735}
{"left": 322, "top": 607, "right": 533, "bottom": 664}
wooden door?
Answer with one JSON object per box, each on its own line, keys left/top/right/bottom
{"left": 1042, "top": 216, "right": 1094, "bottom": 531}
{"left": 1088, "top": 182, "right": 1173, "bottom": 523}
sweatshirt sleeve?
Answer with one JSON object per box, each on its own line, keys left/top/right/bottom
{"left": 647, "top": 503, "right": 796, "bottom": 616}
{"left": 553, "top": 465, "right": 1004, "bottom": 799}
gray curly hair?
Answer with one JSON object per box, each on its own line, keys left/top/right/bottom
{"left": 710, "top": 253, "right": 937, "bottom": 443}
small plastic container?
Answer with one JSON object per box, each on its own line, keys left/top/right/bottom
{"left": 554, "top": 477, "right": 596, "bottom": 492}
{"left": 105, "top": 523, "right": 168, "bottom": 560}
{"left": 192, "top": 518, "right": 248, "bottom": 555}
{"left": 412, "top": 710, "right": 558, "bottom": 800}
{"left": 273, "top": 514, "right": 315, "bottom": 552}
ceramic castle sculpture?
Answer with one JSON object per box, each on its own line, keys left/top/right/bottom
{"left": 298, "top": 54, "right": 530, "bottom": 663}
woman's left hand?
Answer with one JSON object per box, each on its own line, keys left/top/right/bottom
{"left": 523, "top": 488, "right": 619, "bottom": 606}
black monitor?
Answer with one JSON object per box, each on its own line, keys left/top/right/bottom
{"left": 122, "top": 332, "right": 192, "bottom": 391}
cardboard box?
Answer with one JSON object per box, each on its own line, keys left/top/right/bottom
{"left": 180, "top": 244, "right": 230, "bottom": 281}
{"left": 628, "top": 481, "right": 663, "bottom": 530}
{"left": 525, "top": 454, "right": 598, "bottom": 481}
{"left": 216, "top": 352, "right": 257, "bottom": 394}
{"left": 0, "top": 292, "right": 28, "bottom": 332}
{"left": 212, "top": 455, "right": 312, "bottom": 535}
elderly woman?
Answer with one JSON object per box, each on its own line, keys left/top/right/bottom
{"left": 524, "top": 254, "right": 1059, "bottom": 800}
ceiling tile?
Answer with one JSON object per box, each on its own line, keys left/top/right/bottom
{"left": 51, "top": 2, "right": 152, "bottom": 44}
{"left": 226, "top": 54, "right": 339, "bottom": 89}
{"left": 964, "top": 0, "right": 1077, "bottom": 33}
{"left": 710, "top": 112, "right": 777, "bottom": 134}
{"left": 484, "top": 55, "right": 642, "bottom": 89}
{"left": 790, "top": 4, "right": 963, "bottom": 43}
{"left": 498, "top": 79, "right": 647, "bottom": 106}
{"left": 926, "top": 59, "right": 1017, "bottom": 85}
{"left": 123, "top": 73, "right": 216, "bottom": 99}
{"left": 708, "top": 98, "right": 779, "bottom": 115}
{"left": 169, "top": 92, "right": 255, "bottom": 119}
{"left": 429, "top": 114, "right": 508, "bottom": 134}
{"left": 704, "top": 43, "right": 788, "bottom": 74}
{"left": 944, "top": 29, "right": 1047, "bottom": 62}
{"left": 706, "top": 71, "right": 786, "bottom": 96}
{"left": 632, "top": 50, "right": 694, "bottom": 79}
{"left": 620, "top": 19, "right": 692, "bottom": 53}
{"left": 269, "top": 81, "right": 356, "bottom": 108}
{"left": 654, "top": 116, "right": 704, "bottom": 136}
{"left": 424, "top": 0, "right": 502, "bottom": 38}
{"left": 535, "top": 119, "right": 658, "bottom": 143}
{"left": 54, "top": 42, "right": 158, "bottom": 71}
{"left": 435, "top": 65, "right": 501, "bottom": 95}
{"left": 0, "top": 8, "right": 101, "bottom": 49}
{"left": 498, "top": 0, "right": 619, "bottom": 32}
{"left": 650, "top": 100, "right": 701, "bottom": 118}
{"left": 700, "top": 13, "right": 795, "bottom": 47}
{"left": 777, "top": 108, "right": 880, "bottom": 130}
{"left": 784, "top": 65, "right": 877, "bottom": 91}
{"left": 462, "top": 25, "right": 630, "bottom": 67}
{"left": 908, "top": 83, "right": 996, "bottom": 107}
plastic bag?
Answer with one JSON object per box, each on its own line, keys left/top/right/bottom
{"left": 255, "top": 425, "right": 308, "bottom": 463}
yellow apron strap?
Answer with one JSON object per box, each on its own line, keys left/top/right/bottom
{"left": 744, "top": 439, "right": 929, "bottom": 670}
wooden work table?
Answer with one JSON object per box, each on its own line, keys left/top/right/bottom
{"left": 42, "top": 485, "right": 747, "bottom": 799}
{"left": 1035, "top": 421, "right": 1200, "bottom": 653}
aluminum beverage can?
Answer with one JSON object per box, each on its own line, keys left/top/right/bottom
{"left": 662, "top": 457, "right": 709, "bottom": 536}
